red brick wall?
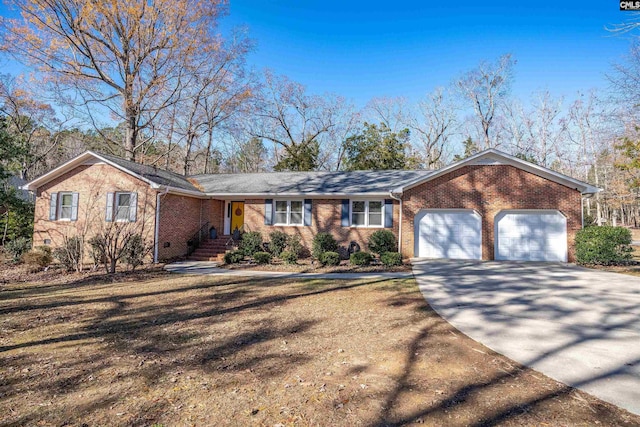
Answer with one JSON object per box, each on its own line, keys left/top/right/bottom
{"left": 243, "top": 198, "right": 400, "bottom": 254}
{"left": 156, "top": 194, "right": 202, "bottom": 260}
{"left": 401, "top": 165, "right": 582, "bottom": 261}
{"left": 33, "top": 163, "right": 156, "bottom": 258}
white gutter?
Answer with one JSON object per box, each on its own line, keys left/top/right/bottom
{"left": 153, "top": 187, "right": 169, "bottom": 263}
{"left": 389, "top": 191, "right": 403, "bottom": 254}
{"left": 201, "top": 192, "right": 393, "bottom": 198}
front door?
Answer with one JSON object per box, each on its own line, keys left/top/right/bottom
{"left": 231, "top": 201, "right": 245, "bottom": 233}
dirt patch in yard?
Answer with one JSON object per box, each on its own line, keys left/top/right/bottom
{"left": 1, "top": 272, "right": 639, "bottom": 426}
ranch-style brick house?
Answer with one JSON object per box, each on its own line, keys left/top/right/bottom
{"left": 23, "top": 149, "right": 599, "bottom": 263}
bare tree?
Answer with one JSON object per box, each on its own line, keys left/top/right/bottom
{"left": 1, "top": 0, "right": 235, "bottom": 161}
{"left": 608, "top": 41, "right": 640, "bottom": 118}
{"left": 502, "top": 91, "right": 565, "bottom": 168}
{"left": 364, "top": 96, "right": 408, "bottom": 133}
{"left": 566, "top": 92, "right": 611, "bottom": 225}
{"left": 605, "top": 12, "right": 640, "bottom": 34}
{"left": 249, "top": 70, "right": 354, "bottom": 171}
{"left": 0, "top": 74, "right": 65, "bottom": 179}
{"left": 408, "top": 87, "right": 458, "bottom": 169}
{"left": 454, "top": 54, "right": 515, "bottom": 149}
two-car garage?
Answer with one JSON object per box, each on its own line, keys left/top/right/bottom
{"left": 414, "top": 209, "right": 568, "bottom": 262}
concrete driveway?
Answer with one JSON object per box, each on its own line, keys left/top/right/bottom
{"left": 412, "top": 260, "right": 640, "bottom": 415}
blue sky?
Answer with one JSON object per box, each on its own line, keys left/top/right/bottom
{"left": 0, "top": 1, "right": 635, "bottom": 107}
{"left": 221, "top": 0, "right": 635, "bottom": 106}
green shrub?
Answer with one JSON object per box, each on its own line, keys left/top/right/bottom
{"left": 350, "top": 251, "right": 373, "bottom": 266}
{"left": 122, "top": 234, "right": 150, "bottom": 270}
{"left": 280, "top": 250, "right": 298, "bottom": 265}
{"left": 54, "top": 236, "right": 83, "bottom": 271}
{"left": 312, "top": 232, "right": 337, "bottom": 259}
{"left": 88, "top": 238, "right": 107, "bottom": 269}
{"left": 22, "top": 246, "right": 53, "bottom": 269}
{"left": 240, "top": 231, "right": 263, "bottom": 256}
{"left": 575, "top": 226, "right": 633, "bottom": 265}
{"left": 320, "top": 251, "right": 340, "bottom": 266}
{"left": 4, "top": 237, "right": 31, "bottom": 262}
{"left": 268, "top": 230, "right": 288, "bottom": 257}
{"left": 253, "top": 251, "right": 272, "bottom": 264}
{"left": 380, "top": 251, "right": 402, "bottom": 267}
{"left": 368, "top": 230, "right": 396, "bottom": 255}
{"left": 224, "top": 250, "right": 245, "bottom": 264}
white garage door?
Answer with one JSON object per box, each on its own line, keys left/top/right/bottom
{"left": 495, "top": 211, "right": 567, "bottom": 262}
{"left": 415, "top": 210, "right": 482, "bottom": 260}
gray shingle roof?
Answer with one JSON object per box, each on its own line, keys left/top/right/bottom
{"left": 98, "top": 152, "right": 201, "bottom": 192}
{"left": 190, "top": 170, "right": 434, "bottom": 195}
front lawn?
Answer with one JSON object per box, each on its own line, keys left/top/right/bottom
{"left": 1, "top": 271, "right": 638, "bottom": 426}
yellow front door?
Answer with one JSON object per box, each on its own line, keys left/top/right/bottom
{"left": 230, "top": 201, "right": 244, "bottom": 233}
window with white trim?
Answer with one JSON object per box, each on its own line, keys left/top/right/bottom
{"left": 59, "top": 192, "right": 73, "bottom": 220}
{"left": 351, "top": 200, "right": 383, "bottom": 227}
{"left": 115, "top": 192, "right": 133, "bottom": 221}
{"left": 274, "top": 200, "right": 304, "bottom": 226}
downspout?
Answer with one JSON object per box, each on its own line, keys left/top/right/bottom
{"left": 153, "top": 187, "right": 170, "bottom": 263}
{"left": 581, "top": 196, "right": 585, "bottom": 229}
{"left": 389, "top": 190, "right": 403, "bottom": 254}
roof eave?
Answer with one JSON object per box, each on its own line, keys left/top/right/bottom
{"left": 161, "top": 186, "right": 208, "bottom": 198}
{"left": 399, "top": 148, "right": 599, "bottom": 195}
{"left": 202, "top": 192, "right": 392, "bottom": 198}
{"left": 24, "top": 150, "right": 161, "bottom": 191}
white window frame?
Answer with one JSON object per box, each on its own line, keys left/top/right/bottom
{"left": 274, "top": 199, "right": 304, "bottom": 226}
{"left": 115, "top": 192, "right": 133, "bottom": 222}
{"left": 58, "top": 192, "right": 74, "bottom": 221}
{"left": 350, "top": 200, "right": 384, "bottom": 228}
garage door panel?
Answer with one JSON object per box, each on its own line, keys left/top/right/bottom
{"left": 496, "top": 211, "right": 567, "bottom": 262}
{"left": 416, "top": 210, "right": 482, "bottom": 260}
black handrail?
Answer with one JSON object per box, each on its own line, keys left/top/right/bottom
{"left": 186, "top": 221, "right": 210, "bottom": 256}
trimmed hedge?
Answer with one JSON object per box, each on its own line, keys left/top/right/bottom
{"left": 224, "top": 250, "right": 245, "bottom": 264}
{"left": 240, "top": 231, "right": 263, "bottom": 256}
{"left": 253, "top": 251, "right": 272, "bottom": 264}
{"left": 350, "top": 251, "right": 373, "bottom": 266}
{"left": 269, "top": 230, "right": 288, "bottom": 257}
{"left": 575, "top": 226, "right": 633, "bottom": 265}
{"left": 368, "top": 230, "right": 396, "bottom": 255}
{"left": 312, "top": 232, "right": 337, "bottom": 259}
{"left": 380, "top": 251, "right": 402, "bottom": 267}
{"left": 281, "top": 250, "right": 298, "bottom": 265}
{"left": 320, "top": 251, "right": 340, "bottom": 266}
{"left": 287, "top": 234, "right": 305, "bottom": 258}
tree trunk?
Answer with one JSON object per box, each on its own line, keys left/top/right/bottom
{"left": 125, "top": 114, "right": 136, "bottom": 161}
{"left": 184, "top": 132, "right": 195, "bottom": 176}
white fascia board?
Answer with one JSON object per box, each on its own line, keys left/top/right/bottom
{"left": 399, "top": 148, "right": 601, "bottom": 195}
{"left": 203, "top": 192, "right": 391, "bottom": 198}
{"left": 163, "top": 186, "right": 209, "bottom": 198}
